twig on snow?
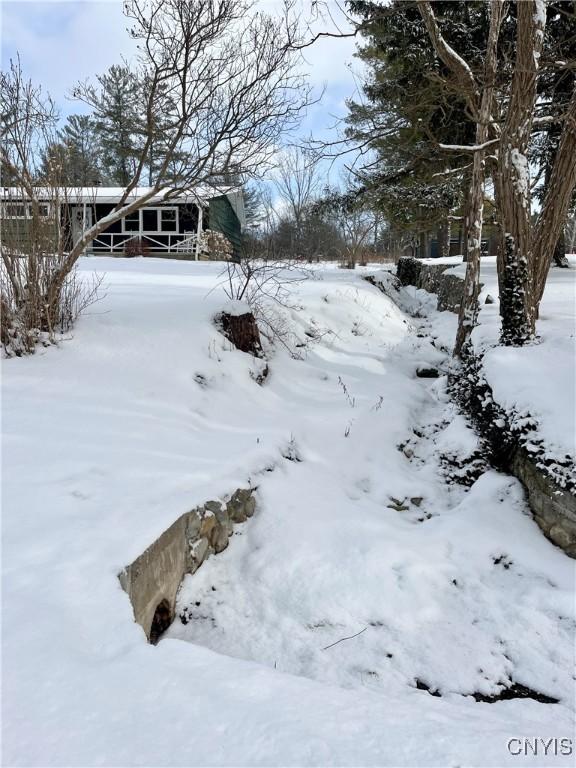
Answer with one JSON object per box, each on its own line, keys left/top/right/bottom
{"left": 322, "top": 626, "right": 368, "bottom": 651}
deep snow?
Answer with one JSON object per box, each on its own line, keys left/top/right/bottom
{"left": 440, "top": 256, "right": 575, "bottom": 462}
{"left": 2, "top": 257, "right": 575, "bottom": 767}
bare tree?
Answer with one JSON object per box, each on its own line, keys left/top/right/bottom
{"left": 493, "top": 0, "right": 546, "bottom": 345}
{"left": 1, "top": 0, "right": 311, "bottom": 350}
{"left": 337, "top": 206, "right": 376, "bottom": 268}
{"left": 273, "top": 147, "right": 322, "bottom": 256}
{"left": 531, "top": 86, "right": 576, "bottom": 304}
{"left": 418, "top": 0, "right": 505, "bottom": 355}
{"left": 0, "top": 58, "right": 103, "bottom": 354}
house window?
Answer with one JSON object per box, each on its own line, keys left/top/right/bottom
{"left": 121, "top": 207, "right": 179, "bottom": 234}
{"left": 160, "top": 208, "right": 177, "bottom": 232}
{"left": 2, "top": 202, "right": 51, "bottom": 218}
{"left": 124, "top": 211, "right": 140, "bottom": 232}
{"left": 142, "top": 209, "right": 157, "bottom": 232}
{"left": 4, "top": 203, "right": 27, "bottom": 218}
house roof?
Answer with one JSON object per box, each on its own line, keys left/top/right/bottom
{"left": 1, "top": 185, "right": 246, "bottom": 227}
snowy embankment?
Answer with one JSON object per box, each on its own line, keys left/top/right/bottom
{"left": 436, "top": 255, "right": 576, "bottom": 464}
{"left": 2, "top": 257, "right": 574, "bottom": 767}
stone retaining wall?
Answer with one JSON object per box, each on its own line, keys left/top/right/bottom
{"left": 396, "top": 258, "right": 576, "bottom": 558}
{"left": 387, "top": 261, "right": 576, "bottom": 558}
{"left": 511, "top": 448, "right": 576, "bottom": 557}
{"left": 118, "top": 488, "right": 256, "bottom": 641}
{"left": 396, "top": 256, "right": 471, "bottom": 313}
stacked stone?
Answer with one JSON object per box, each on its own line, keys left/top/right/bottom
{"left": 512, "top": 449, "right": 576, "bottom": 558}
{"left": 118, "top": 488, "right": 257, "bottom": 641}
{"left": 395, "top": 256, "right": 477, "bottom": 314}
{"left": 187, "top": 490, "right": 256, "bottom": 572}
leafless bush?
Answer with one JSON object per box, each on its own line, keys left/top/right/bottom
{"left": 58, "top": 269, "right": 105, "bottom": 333}
{"left": 218, "top": 257, "right": 312, "bottom": 351}
{"left": 0, "top": 254, "right": 104, "bottom": 356}
{"left": 1, "top": 58, "right": 105, "bottom": 355}
{"left": 123, "top": 237, "right": 150, "bottom": 258}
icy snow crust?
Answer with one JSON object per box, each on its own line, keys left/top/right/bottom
{"left": 3, "top": 258, "right": 574, "bottom": 767}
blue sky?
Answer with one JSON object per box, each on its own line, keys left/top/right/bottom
{"left": 1, "top": 0, "right": 362, "bottom": 185}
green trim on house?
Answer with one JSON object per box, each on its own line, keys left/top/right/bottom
{"left": 208, "top": 195, "right": 242, "bottom": 255}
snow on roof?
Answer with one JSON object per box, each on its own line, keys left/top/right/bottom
{"left": 0, "top": 185, "right": 244, "bottom": 211}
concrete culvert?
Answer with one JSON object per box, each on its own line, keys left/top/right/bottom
{"left": 149, "top": 599, "right": 173, "bottom": 645}
{"left": 117, "top": 489, "right": 257, "bottom": 641}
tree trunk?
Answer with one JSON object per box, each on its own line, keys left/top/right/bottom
{"left": 418, "top": 231, "right": 428, "bottom": 259}
{"left": 456, "top": 221, "right": 463, "bottom": 258}
{"left": 532, "top": 89, "right": 576, "bottom": 301}
{"left": 496, "top": 0, "right": 545, "bottom": 345}
{"left": 460, "top": 168, "right": 472, "bottom": 264}
{"left": 219, "top": 311, "right": 262, "bottom": 356}
{"left": 553, "top": 231, "right": 569, "bottom": 268}
{"left": 437, "top": 219, "right": 450, "bottom": 259}
{"left": 454, "top": 0, "right": 504, "bottom": 356}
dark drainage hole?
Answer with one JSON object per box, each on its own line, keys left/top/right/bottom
{"left": 149, "top": 599, "right": 173, "bottom": 645}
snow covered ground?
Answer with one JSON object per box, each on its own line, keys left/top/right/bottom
{"left": 2, "top": 257, "right": 575, "bottom": 767}
{"left": 436, "top": 255, "right": 575, "bottom": 463}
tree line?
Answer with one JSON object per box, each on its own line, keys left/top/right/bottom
{"left": 242, "top": 149, "right": 389, "bottom": 266}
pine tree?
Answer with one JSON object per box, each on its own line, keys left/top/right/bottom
{"left": 136, "top": 75, "right": 185, "bottom": 186}
{"left": 345, "top": 1, "right": 486, "bottom": 246}
{"left": 90, "top": 65, "right": 142, "bottom": 185}
{"left": 39, "top": 141, "right": 70, "bottom": 184}
{"left": 532, "top": 1, "right": 576, "bottom": 268}
{"left": 57, "top": 114, "right": 102, "bottom": 185}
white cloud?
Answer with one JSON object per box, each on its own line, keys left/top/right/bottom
{"left": 1, "top": 0, "right": 363, "bottom": 172}
{"left": 2, "top": 1, "right": 135, "bottom": 115}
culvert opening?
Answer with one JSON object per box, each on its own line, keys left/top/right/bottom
{"left": 150, "top": 599, "right": 173, "bottom": 645}
{"left": 117, "top": 488, "right": 257, "bottom": 644}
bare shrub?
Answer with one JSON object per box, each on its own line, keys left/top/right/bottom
{"left": 58, "top": 269, "right": 105, "bottom": 333}
{"left": 123, "top": 237, "right": 149, "bottom": 258}
{"left": 1, "top": 59, "right": 104, "bottom": 355}
{"left": 218, "top": 257, "right": 312, "bottom": 352}
{"left": 0, "top": 253, "right": 104, "bottom": 357}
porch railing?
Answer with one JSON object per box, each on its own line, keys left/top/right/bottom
{"left": 87, "top": 232, "right": 202, "bottom": 257}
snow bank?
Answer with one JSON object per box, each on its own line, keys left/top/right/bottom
{"left": 220, "top": 298, "right": 252, "bottom": 316}
{"left": 470, "top": 257, "right": 575, "bottom": 460}
{"left": 2, "top": 257, "right": 574, "bottom": 767}
{"left": 416, "top": 256, "right": 574, "bottom": 461}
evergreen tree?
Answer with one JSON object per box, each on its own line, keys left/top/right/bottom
{"left": 345, "top": 1, "right": 488, "bottom": 249}
{"left": 57, "top": 114, "right": 102, "bottom": 185}
{"left": 89, "top": 65, "right": 142, "bottom": 185}
{"left": 39, "top": 141, "right": 70, "bottom": 184}
{"left": 531, "top": 1, "right": 576, "bottom": 267}
{"left": 137, "top": 75, "right": 185, "bottom": 186}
